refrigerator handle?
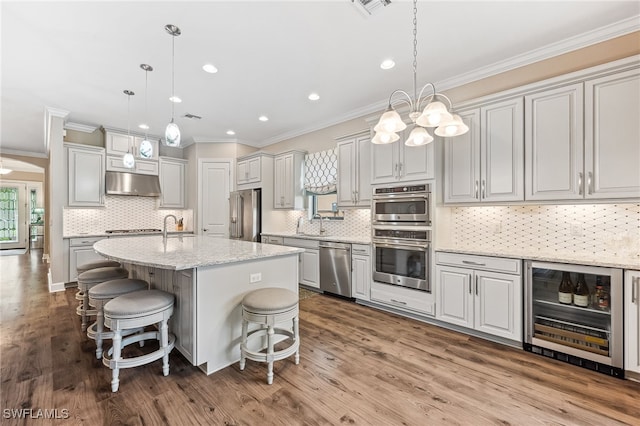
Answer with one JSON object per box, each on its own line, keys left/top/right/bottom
{"left": 236, "top": 194, "right": 244, "bottom": 238}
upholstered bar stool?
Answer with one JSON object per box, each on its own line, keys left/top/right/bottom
{"left": 75, "top": 260, "right": 121, "bottom": 320}
{"left": 87, "top": 278, "right": 149, "bottom": 359}
{"left": 102, "top": 289, "right": 176, "bottom": 392}
{"left": 239, "top": 287, "right": 300, "bottom": 385}
{"left": 77, "top": 267, "right": 129, "bottom": 332}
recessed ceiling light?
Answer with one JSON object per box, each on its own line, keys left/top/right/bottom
{"left": 169, "top": 96, "right": 182, "bottom": 103}
{"left": 258, "top": 115, "right": 269, "bottom": 122}
{"left": 380, "top": 59, "right": 395, "bottom": 70}
{"left": 308, "top": 93, "right": 320, "bottom": 101}
{"left": 138, "top": 124, "right": 149, "bottom": 130}
{"left": 226, "top": 130, "right": 236, "bottom": 135}
{"left": 203, "top": 64, "right": 218, "bottom": 74}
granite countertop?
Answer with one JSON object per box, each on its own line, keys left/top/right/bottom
{"left": 436, "top": 247, "right": 640, "bottom": 270}
{"left": 261, "top": 232, "right": 371, "bottom": 245}
{"left": 94, "top": 235, "right": 303, "bottom": 270}
{"left": 64, "top": 231, "right": 193, "bottom": 239}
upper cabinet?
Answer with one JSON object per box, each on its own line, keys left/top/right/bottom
{"left": 584, "top": 69, "right": 640, "bottom": 199}
{"left": 159, "top": 157, "right": 187, "bottom": 209}
{"left": 65, "top": 143, "right": 105, "bottom": 207}
{"left": 104, "top": 128, "right": 160, "bottom": 175}
{"left": 336, "top": 132, "right": 371, "bottom": 207}
{"left": 236, "top": 152, "right": 274, "bottom": 190}
{"left": 274, "top": 150, "right": 305, "bottom": 210}
{"left": 444, "top": 97, "right": 524, "bottom": 203}
{"left": 371, "top": 129, "right": 434, "bottom": 184}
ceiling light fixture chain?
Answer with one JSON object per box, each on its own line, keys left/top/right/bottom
{"left": 372, "top": 0, "right": 469, "bottom": 145}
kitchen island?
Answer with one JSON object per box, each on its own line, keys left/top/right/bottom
{"left": 94, "top": 235, "right": 303, "bottom": 375}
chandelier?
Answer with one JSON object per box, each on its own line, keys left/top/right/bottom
{"left": 372, "top": 0, "right": 468, "bottom": 145}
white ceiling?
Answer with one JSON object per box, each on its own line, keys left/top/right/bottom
{"left": 1, "top": 1, "right": 638, "bottom": 156}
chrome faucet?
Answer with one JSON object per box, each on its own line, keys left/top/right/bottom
{"left": 163, "top": 214, "right": 177, "bottom": 241}
{"left": 318, "top": 215, "right": 326, "bottom": 235}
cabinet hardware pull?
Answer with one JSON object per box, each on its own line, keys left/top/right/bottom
{"left": 390, "top": 299, "right": 407, "bottom": 305}
{"left": 633, "top": 277, "right": 638, "bottom": 304}
{"left": 398, "top": 163, "right": 403, "bottom": 177}
{"left": 474, "top": 181, "right": 479, "bottom": 199}
{"left": 475, "top": 275, "right": 478, "bottom": 295}
{"left": 468, "top": 276, "right": 472, "bottom": 294}
{"left": 578, "top": 172, "right": 583, "bottom": 195}
{"left": 587, "top": 172, "right": 593, "bottom": 195}
{"left": 355, "top": 190, "right": 358, "bottom": 203}
{"left": 481, "top": 180, "right": 486, "bottom": 199}
{"left": 394, "top": 163, "right": 399, "bottom": 179}
{"left": 462, "top": 260, "right": 486, "bottom": 266}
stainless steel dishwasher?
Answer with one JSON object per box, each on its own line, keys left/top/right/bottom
{"left": 319, "top": 241, "right": 352, "bottom": 297}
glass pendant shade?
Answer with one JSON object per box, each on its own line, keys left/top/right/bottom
{"left": 434, "top": 114, "right": 469, "bottom": 137}
{"left": 415, "top": 101, "right": 453, "bottom": 127}
{"left": 404, "top": 126, "right": 434, "bottom": 146}
{"left": 165, "top": 121, "right": 181, "bottom": 147}
{"left": 139, "top": 139, "right": 153, "bottom": 159}
{"left": 374, "top": 108, "right": 407, "bottom": 133}
{"left": 371, "top": 131, "right": 400, "bottom": 145}
{"left": 122, "top": 152, "right": 135, "bottom": 169}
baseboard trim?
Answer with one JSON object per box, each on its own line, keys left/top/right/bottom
{"left": 48, "top": 270, "right": 65, "bottom": 292}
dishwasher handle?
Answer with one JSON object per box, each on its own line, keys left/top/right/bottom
{"left": 319, "top": 242, "right": 351, "bottom": 251}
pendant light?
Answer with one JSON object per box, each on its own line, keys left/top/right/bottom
{"left": 373, "top": 0, "right": 468, "bottom": 146}
{"left": 165, "top": 24, "right": 181, "bottom": 147}
{"left": 122, "top": 90, "right": 135, "bottom": 169}
{"left": 139, "top": 64, "right": 154, "bottom": 159}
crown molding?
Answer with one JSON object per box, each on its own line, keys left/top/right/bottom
{"left": 0, "top": 148, "right": 48, "bottom": 159}
{"left": 64, "top": 122, "right": 98, "bottom": 133}
{"left": 44, "top": 107, "right": 69, "bottom": 153}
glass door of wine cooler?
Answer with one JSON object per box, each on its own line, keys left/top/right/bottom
{"left": 524, "top": 261, "right": 623, "bottom": 374}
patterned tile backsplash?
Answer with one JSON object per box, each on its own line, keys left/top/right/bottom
{"left": 64, "top": 195, "right": 193, "bottom": 235}
{"left": 441, "top": 204, "right": 640, "bottom": 259}
{"left": 284, "top": 209, "right": 371, "bottom": 239}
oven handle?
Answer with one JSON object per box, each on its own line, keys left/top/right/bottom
{"left": 372, "top": 194, "right": 429, "bottom": 201}
{"left": 373, "top": 240, "right": 430, "bottom": 250}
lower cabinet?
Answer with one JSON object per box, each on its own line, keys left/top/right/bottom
{"left": 625, "top": 270, "right": 640, "bottom": 380}
{"left": 370, "top": 281, "right": 434, "bottom": 316}
{"left": 283, "top": 237, "right": 319, "bottom": 289}
{"left": 352, "top": 244, "right": 371, "bottom": 300}
{"left": 435, "top": 252, "right": 522, "bottom": 342}
{"left": 67, "top": 237, "right": 107, "bottom": 282}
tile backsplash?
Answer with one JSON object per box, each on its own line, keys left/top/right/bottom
{"left": 285, "top": 209, "right": 371, "bottom": 239}
{"left": 439, "top": 204, "right": 640, "bottom": 259}
{"left": 64, "top": 195, "right": 193, "bottom": 235}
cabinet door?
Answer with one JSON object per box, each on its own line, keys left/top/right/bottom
{"left": 299, "top": 249, "right": 320, "bottom": 288}
{"left": 274, "top": 156, "right": 285, "bottom": 208}
{"left": 474, "top": 271, "right": 522, "bottom": 341}
{"left": 174, "top": 269, "right": 196, "bottom": 364}
{"left": 236, "top": 160, "right": 249, "bottom": 184}
{"left": 371, "top": 142, "right": 399, "bottom": 184}
{"left": 70, "top": 246, "right": 106, "bottom": 281}
{"left": 283, "top": 154, "right": 294, "bottom": 208}
{"left": 435, "top": 265, "right": 474, "bottom": 328}
{"left": 585, "top": 69, "right": 640, "bottom": 199}
{"left": 68, "top": 147, "right": 105, "bottom": 207}
{"left": 352, "top": 254, "right": 370, "bottom": 300}
{"left": 355, "top": 136, "right": 372, "bottom": 205}
{"left": 105, "top": 132, "right": 131, "bottom": 156}
{"left": 337, "top": 140, "right": 356, "bottom": 207}
{"left": 247, "top": 157, "right": 261, "bottom": 183}
{"left": 400, "top": 139, "right": 434, "bottom": 182}
{"left": 625, "top": 270, "right": 640, "bottom": 376}
{"left": 525, "top": 83, "right": 584, "bottom": 200}
{"left": 159, "top": 159, "right": 185, "bottom": 208}
{"left": 444, "top": 109, "right": 481, "bottom": 203}
{"left": 481, "top": 97, "right": 524, "bottom": 202}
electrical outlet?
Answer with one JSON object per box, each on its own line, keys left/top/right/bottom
{"left": 492, "top": 221, "right": 502, "bottom": 234}
{"left": 570, "top": 223, "right": 583, "bottom": 237}
{"left": 250, "top": 273, "right": 262, "bottom": 283}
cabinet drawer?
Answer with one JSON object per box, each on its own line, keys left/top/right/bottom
{"left": 435, "top": 251, "right": 521, "bottom": 275}
{"left": 352, "top": 244, "right": 370, "bottom": 256}
{"left": 371, "top": 282, "right": 434, "bottom": 316}
{"left": 283, "top": 237, "right": 319, "bottom": 249}
{"left": 263, "top": 236, "right": 283, "bottom": 245}
{"left": 69, "top": 236, "right": 104, "bottom": 247}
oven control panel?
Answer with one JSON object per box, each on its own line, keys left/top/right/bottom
{"left": 374, "top": 184, "right": 430, "bottom": 195}
{"left": 374, "top": 228, "right": 431, "bottom": 241}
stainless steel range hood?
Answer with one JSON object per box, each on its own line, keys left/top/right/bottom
{"left": 105, "top": 171, "right": 161, "bottom": 197}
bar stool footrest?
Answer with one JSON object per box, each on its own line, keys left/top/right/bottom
{"left": 103, "top": 332, "right": 175, "bottom": 370}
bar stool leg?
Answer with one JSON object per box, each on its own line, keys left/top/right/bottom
{"left": 266, "top": 325, "right": 274, "bottom": 385}
{"left": 161, "top": 319, "right": 170, "bottom": 377}
{"left": 239, "top": 319, "right": 248, "bottom": 370}
{"left": 111, "top": 330, "right": 122, "bottom": 392}
{"left": 294, "top": 316, "right": 300, "bottom": 365}
{"left": 81, "top": 292, "right": 90, "bottom": 332}
{"left": 95, "top": 300, "right": 105, "bottom": 359}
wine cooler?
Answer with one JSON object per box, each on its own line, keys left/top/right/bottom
{"left": 524, "top": 261, "right": 623, "bottom": 377}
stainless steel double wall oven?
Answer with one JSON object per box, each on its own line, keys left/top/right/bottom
{"left": 372, "top": 184, "right": 432, "bottom": 292}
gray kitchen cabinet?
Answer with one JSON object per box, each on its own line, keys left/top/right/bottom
{"left": 351, "top": 244, "right": 371, "bottom": 300}
{"left": 173, "top": 269, "right": 196, "bottom": 364}
{"left": 370, "top": 281, "right": 434, "bottom": 316}
{"left": 371, "top": 129, "right": 434, "bottom": 184}
{"left": 444, "top": 97, "right": 524, "bottom": 203}
{"left": 67, "top": 236, "right": 107, "bottom": 282}
{"left": 283, "top": 237, "right": 319, "bottom": 289}
{"left": 262, "top": 235, "right": 284, "bottom": 245}
{"left": 625, "top": 270, "right": 640, "bottom": 381}
{"left": 525, "top": 83, "right": 584, "bottom": 200}
{"left": 65, "top": 143, "right": 105, "bottom": 207}
{"left": 337, "top": 132, "right": 371, "bottom": 208}
{"left": 274, "top": 150, "right": 305, "bottom": 209}
{"left": 236, "top": 154, "right": 261, "bottom": 186}
{"left": 159, "top": 157, "right": 187, "bottom": 208}
{"left": 584, "top": 69, "right": 640, "bottom": 199}
{"left": 435, "top": 252, "right": 522, "bottom": 342}
{"left": 105, "top": 129, "right": 159, "bottom": 160}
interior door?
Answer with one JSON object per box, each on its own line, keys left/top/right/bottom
{"left": 199, "top": 160, "right": 231, "bottom": 238}
{"left": 0, "top": 182, "right": 28, "bottom": 250}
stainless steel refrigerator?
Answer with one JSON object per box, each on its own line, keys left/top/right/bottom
{"left": 229, "top": 188, "right": 261, "bottom": 242}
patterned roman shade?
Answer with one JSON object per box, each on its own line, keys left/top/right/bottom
{"left": 304, "top": 149, "right": 338, "bottom": 195}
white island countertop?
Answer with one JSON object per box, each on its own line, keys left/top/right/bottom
{"left": 94, "top": 235, "right": 303, "bottom": 270}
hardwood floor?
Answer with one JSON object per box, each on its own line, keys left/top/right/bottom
{"left": 1, "top": 251, "right": 639, "bottom": 425}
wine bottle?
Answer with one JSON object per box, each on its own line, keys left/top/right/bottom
{"left": 558, "top": 271, "right": 574, "bottom": 304}
{"left": 574, "top": 273, "right": 589, "bottom": 307}
{"left": 595, "top": 276, "right": 610, "bottom": 310}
